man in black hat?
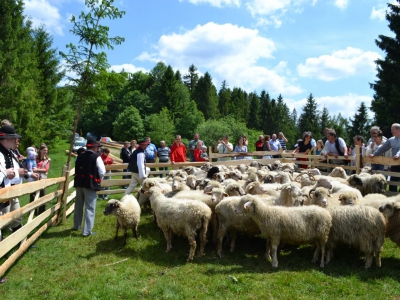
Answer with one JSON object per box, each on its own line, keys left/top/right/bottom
{"left": 125, "top": 139, "right": 150, "bottom": 195}
{"left": 73, "top": 138, "right": 106, "bottom": 236}
{"left": 0, "top": 125, "right": 37, "bottom": 241}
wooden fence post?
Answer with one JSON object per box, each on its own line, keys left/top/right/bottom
{"left": 58, "top": 164, "right": 71, "bottom": 225}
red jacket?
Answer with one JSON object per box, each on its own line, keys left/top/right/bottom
{"left": 194, "top": 149, "right": 207, "bottom": 161}
{"left": 170, "top": 142, "right": 187, "bottom": 162}
{"left": 100, "top": 153, "right": 113, "bottom": 165}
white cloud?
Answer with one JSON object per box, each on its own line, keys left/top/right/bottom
{"left": 137, "top": 22, "right": 303, "bottom": 96}
{"left": 24, "top": 0, "right": 64, "bottom": 35}
{"left": 246, "top": 0, "right": 291, "bottom": 16}
{"left": 109, "top": 64, "right": 148, "bottom": 74}
{"left": 286, "top": 93, "right": 373, "bottom": 119}
{"left": 180, "top": 0, "right": 240, "bottom": 8}
{"left": 333, "top": 0, "right": 348, "bottom": 9}
{"left": 297, "top": 47, "right": 381, "bottom": 81}
{"left": 371, "top": 6, "right": 386, "bottom": 21}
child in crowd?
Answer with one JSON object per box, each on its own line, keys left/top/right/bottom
{"left": 200, "top": 146, "right": 209, "bottom": 161}
{"left": 100, "top": 147, "right": 113, "bottom": 199}
{"left": 25, "top": 147, "right": 37, "bottom": 182}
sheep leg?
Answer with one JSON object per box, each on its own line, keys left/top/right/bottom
{"left": 265, "top": 239, "right": 271, "bottom": 260}
{"left": 132, "top": 226, "right": 138, "bottom": 239}
{"left": 271, "top": 243, "right": 279, "bottom": 268}
{"left": 123, "top": 229, "right": 128, "bottom": 246}
{"left": 114, "top": 220, "right": 120, "bottom": 240}
{"left": 187, "top": 236, "right": 197, "bottom": 262}
{"left": 319, "top": 244, "right": 325, "bottom": 268}
{"left": 364, "top": 252, "right": 373, "bottom": 269}
{"left": 375, "top": 248, "right": 382, "bottom": 267}
{"left": 198, "top": 219, "right": 209, "bottom": 258}
{"left": 216, "top": 224, "right": 227, "bottom": 258}
{"left": 229, "top": 231, "right": 237, "bottom": 253}
{"left": 163, "top": 229, "right": 172, "bottom": 253}
{"left": 211, "top": 214, "right": 218, "bottom": 245}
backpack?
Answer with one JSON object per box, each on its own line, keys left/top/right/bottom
{"left": 334, "top": 138, "right": 351, "bottom": 164}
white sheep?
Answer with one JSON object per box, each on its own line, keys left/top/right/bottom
{"left": 379, "top": 202, "right": 400, "bottom": 247}
{"left": 136, "top": 178, "right": 172, "bottom": 208}
{"left": 245, "top": 181, "right": 281, "bottom": 198}
{"left": 325, "top": 205, "right": 385, "bottom": 268}
{"left": 347, "top": 174, "right": 387, "bottom": 196}
{"left": 147, "top": 186, "right": 212, "bottom": 261}
{"left": 186, "top": 175, "right": 198, "bottom": 190}
{"left": 103, "top": 194, "right": 141, "bottom": 246}
{"left": 234, "top": 195, "right": 332, "bottom": 268}
{"left": 275, "top": 183, "right": 305, "bottom": 207}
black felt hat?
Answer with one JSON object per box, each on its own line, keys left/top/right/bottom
{"left": 0, "top": 125, "right": 22, "bottom": 139}
{"left": 86, "top": 138, "right": 101, "bottom": 148}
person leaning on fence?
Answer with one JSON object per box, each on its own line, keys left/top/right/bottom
{"left": 157, "top": 140, "right": 170, "bottom": 177}
{"left": 369, "top": 123, "right": 400, "bottom": 192}
{"left": 292, "top": 132, "right": 313, "bottom": 169}
{"left": 120, "top": 141, "right": 131, "bottom": 186}
{"left": 269, "top": 134, "right": 282, "bottom": 158}
{"left": 29, "top": 144, "right": 51, "bottom": 215}
{"left": 188, "top": 133, "right": 204, "bottom": 162}
{"left": 323, "top": 129, "right": 349, "bottom": 165}
{"left": 0, "top": 125, "right": 38, "bottom": 241}
{"left": 170, "top": 135, "right": 187, "bottom": 164}
{"left": 366, "top": 126, "right": 387, "bottom": 146}
{"left": 349, "top": 135, "right": 365, "bottom": 168}
{"left": 215, "top": 135, "right": 233, "bottom": 162}
{"left": 125, "top": 139, "right": 150, "bottom": 195}
{"left": 278, "top": 132, "right": 288, "bottom": 151}
{"left": 99, "top": 147, "right": 113, "bottom": 200}
{"left": 255, "top": 135, "right": 264, "bottom": 159}
{"left": 73, "top": 138, "right": 105, "bottom": 237}
{"left": 365, "top": 130, "right": 391, "bottom": 171}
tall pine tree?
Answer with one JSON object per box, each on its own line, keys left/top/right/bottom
{"left": 370, "top": 1, "right": 400, "bottom": 136}
{"left": 192, "top": 72, "right": 219, "bottom": 120}
{"left": 347, "top": 102, "right": 371, "bottom": 142}
{"left": 183, "top": 64, "right": 199, "bottom": 100}
{"left": 297, "top": 93, "right": 320, "bottom": 139}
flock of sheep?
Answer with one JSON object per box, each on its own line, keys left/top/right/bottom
{"left": 102, "top": 161, "right": 400, "bottom": 269}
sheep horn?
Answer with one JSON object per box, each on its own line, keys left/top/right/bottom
{"left": 307, "top": 172, "right": 316, "bottom": 181}
{"left": 309, "top": 188, "right": 316, "bottom": 198}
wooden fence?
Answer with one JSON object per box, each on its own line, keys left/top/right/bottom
{"left": 1, "top": 145, "right": 400, "bottom": 277}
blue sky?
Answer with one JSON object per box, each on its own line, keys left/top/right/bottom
{"left": 23, "top": 0, "right": 394, "bottom": 119}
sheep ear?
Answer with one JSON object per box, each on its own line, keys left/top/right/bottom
{"left": 223, "top": 192, "right": 229, "bottom": 197}
{"left": 338, "top": 194, "right": 343, "bottom": 200}
{"left": 244, "top": 201, "right": 252, "bottom": 210}
{"left": 162, "top": 190, "right": 166, "bottom": 194}
{"left": 205, "top": 192, "right": 212, "bottom": 195}
{"left": 328, "top": 194, "right": 332, "bottom": 198}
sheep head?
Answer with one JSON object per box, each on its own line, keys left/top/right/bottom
{"left": 379, "top": 202, "right": 400, "bottom": 219}
{"left": 103, "top": 199, "right": 121, "bottom": 215}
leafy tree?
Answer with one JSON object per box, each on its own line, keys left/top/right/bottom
{"left": 297, "top": 93, "right": 320, "bottom": 139}
{"left": 247, "top": 92, "right": 260, "bottom": 129}
{"left": 218, "top": 80, "right": 231, "bottom": 116}
{"left": 347, "top": 102, "right": 371, "bottom": 142}
{"left": 159, "top": 65, "right": 180, "bottom": 119}
{"left": 59, "top": 0, "right": 125, "bottom": 164}
{"left": 0, "top": 0, "right": 43, "bottom": 147}
{"left": 147, "top": 108, "right": 176, "bottom": 146}
{"left": 183, "top": 64, "right": 199, "bottom": 100}
{"left": 113, "top": 106, "right": 145, "bottom": 141}
{"left": 370, "top": 1, "right": 400, "bottom": 136}
{"left": 192, "top": 72, "right": 219, "bottom": 120}
{"left": 148, "top": 62, "right": 168, "bottom": 113}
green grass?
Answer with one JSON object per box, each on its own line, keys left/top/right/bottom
{"left": 1, "top": 141, "right": 400, "bottom": 299}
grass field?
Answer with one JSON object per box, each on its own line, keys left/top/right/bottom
{"left": 1, "top": 141, "right": 400, "bottom": 299}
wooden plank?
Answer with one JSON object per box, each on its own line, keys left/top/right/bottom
{"left": 0, "top": 177, "right": 65, "bottom": 202}
{"left": 66, "top": 190, "right": 76, "bottom": 205}
{"left": 59, "top": 165, "right": 70, "bottom": 225}
{"left": 0, "top": 202, "right": 61, "bottom": 258}
{"left": 0, "top": 213, "right": 58, "bottom": 278}
{"left": 363, "top": 156, "right": 400, "bottom": 166}
{"left": 0, "top": 189, "right": 63, "bottom": 228}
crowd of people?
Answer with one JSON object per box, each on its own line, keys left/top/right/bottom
{"left": 0, "top": 120, "right": 51, "bottom": 241}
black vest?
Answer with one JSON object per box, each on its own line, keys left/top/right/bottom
{"left": 128, "top": 147, "right": 146, "bottom": 174}
{"left": 74, "top": 151, "right": 102, "bottom": 191}
{"left": 0, "top": 143, "right": 14, "bottom": 188}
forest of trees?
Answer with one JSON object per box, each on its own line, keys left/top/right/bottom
{"left": 1, "top": 0, "right": 398, "bottom": 152}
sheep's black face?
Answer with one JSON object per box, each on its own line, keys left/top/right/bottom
{"left": 377, "top": 180, "right": 387, "bottom": 194}
{"left": 103, "top": 201, "right": 118, "bottom": 215}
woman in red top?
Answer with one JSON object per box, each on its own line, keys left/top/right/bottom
{"left": 170, "top": 135, "right": 187, "bottom": 163}
{"left": 100, "top": 147, "right": 113, "bottom": 199}
{"left": 30, "top": 144, "right": 51, "bottom": 214}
